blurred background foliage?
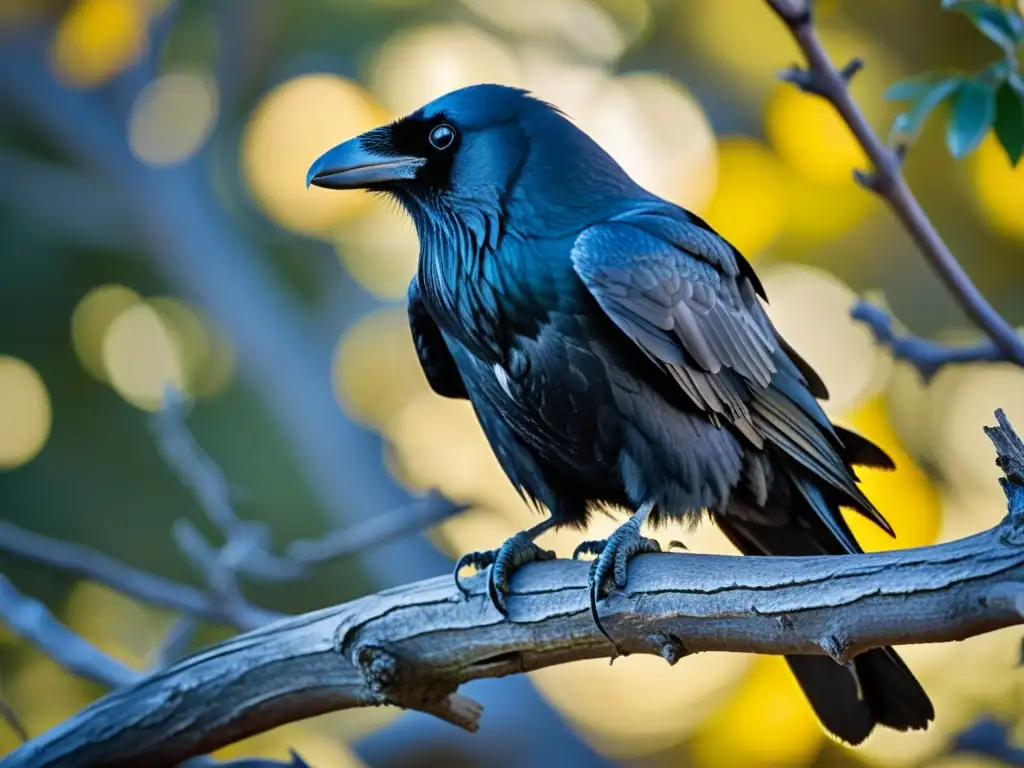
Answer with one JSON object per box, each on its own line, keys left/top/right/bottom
{"left": 1, "top": 0, "right": 1023, "bottom": 766}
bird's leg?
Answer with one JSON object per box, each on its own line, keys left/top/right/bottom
{"left": 454, "top": 519, "right": 557, "bottom": 615}
{"left": 573, "top": 501, "right": 660, "bottom": 647}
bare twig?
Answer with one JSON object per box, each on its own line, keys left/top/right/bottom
{"left": 5, "top": 411, "right": 1024, "bottom": 768}
{"left": 154, "top": 390, "right": 463, "bottom": 588}
{"left": 765, "top": 0, "right": 1024, "bottom": 367}
{"left": 853, "top": 301, "right": 1003, "bottom": 381}
{"left": 0, "top": 521, "right": 281, "bottom": 631}
{"left": 954, "top": 718, "right": 1024, "bottom": 765}
{"left": 0, "top": 575, "right": 140, "bottom": 690}
{"left": 285, "top": 493, "right": 468, "bottom": 566}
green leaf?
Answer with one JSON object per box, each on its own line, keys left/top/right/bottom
{"left": 884, "top": 71, "right": 960, "bottom": 101}
{"left": 947, "top": 79, "right": 997, "bottom": 157}
{"left": 942, "top": 1, "right": 1024, "bottom": 52}
{"left": 891, "top": 76, "right": 963, "bottom": 137}
{"left": 994, "top": 78, "right": 1024, "bottom": 165}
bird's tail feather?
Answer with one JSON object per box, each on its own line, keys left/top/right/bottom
{"left": 785, "top": 649, "right": 932, "bottom": 745}
{"left": 714, "top": 472, "right": 934, "bottom": 745}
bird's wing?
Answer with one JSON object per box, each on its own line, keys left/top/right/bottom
{"left": 571, "top": 207, "right": 777, "bottom": 445}
{"left": 571, "top": 206, "right": 891, "bottom": 532}
{"left": 407, "top": 278, "right": 468, "bottom": 399}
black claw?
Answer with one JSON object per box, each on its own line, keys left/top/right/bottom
{"left": 573, "top": 539, "right": 605, "bottom": 560}
{"left": 581, "top": 520, "right": 661, "bottom": 652}
{"left": 454, "top": 549, "right": 497, "bottom": 597}
{"left": 453, "top": 532, "right": 555, "bottom": 615}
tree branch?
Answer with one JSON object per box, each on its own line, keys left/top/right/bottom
{"left": 5, "top": 411, "right": 1024, "bottom": 768}
{"left": 0, "top": 521, "right": 281, "bottom": 631}
{"left": 765, "top": 0, "right": 1024, "bottom": 367}
{"left": 954, "top": 718, "right": 1024, "bottom": 765}
{"left": 0, "top": 575, "right": 140, "bottom": 690}
{"left": 284, "top": 493, "right": 467, "bottom": 567}
{"left": 852, "top": 301, "right": 1003, "bottom": 381}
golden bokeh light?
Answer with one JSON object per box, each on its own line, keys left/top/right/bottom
{"left": 388, "top": 392, "right": 513, "bottom": 507}
{"left": 842, "top": 398, "right": 941, "bottom": 552}
{"left": 936, "top": 362, "right": 1024, "bottom": 494}
{"left": 0, "top": 356, "right": 52, "bottom": 470}
{"left": 102, "top": 301, "right": 185, "bottom": 411}
{"left": 782, "top": 171, "right": 875, "bottom": 243}
{"left": 73, "top": 286, "right": 232, "bottom": 401}
{"left": 580, "top": 72, "right": 717, "bottom": 212}
{"left": 334, "top": 196, "right": 419, "bottom": 300}
{"left": 369, "top": 23, "right": 521, "bottom": 115}
{"left": 149, "top": 297, "right": 235, "bottom": 399}
{"left": 71, "top": 284, "right": 143, "bottom": 382}
{"left": 7, "top": 653, "right": 93, "bottom": 741}
{"left": 761, "top": 263, "right": 888, "bottom": 414}
{"left": 767, "top": 84, "right": 869, "bottom": 186}
{"left": 854, "top": 627, "right": 1023, "bottom": 767}
{"left": 680, "top": 0, "right": 801, "bottom": 102}
{"left": 242, "top": 74, "right": 388, "bottom": 235}
{"left": 514, "top": 47, "right": 609, "bottom": 118}
{"left": 692, "top": 656, "right": 823, "bottom": 767}
{"left": 928, "top": 758, "right": 1010, "bottom": 768}
{"left": 972, "top": 134, "right": 1024, "bottom": 242}
{"left": 66, "top": 582, "right": 167, "bottom": 669}
{"left": 533, "top": 653, "right": 753, "bottom": 757}
{"left": 703, "top": 137, "right": 789, "bottom": 257}
{"left": 213, "top": 726, "right": 366, "bottom": 768}
{"left": 332, "top": 307, "right": 429, "bottom": 429}
{"left": 129, "top": 71, "right": 218, "bottom": 166}
{"left": 49, "top": 0, "right": 149, "bottom": 87}
{"left": 459, "top": 0, "right": 629, "bottom": 63}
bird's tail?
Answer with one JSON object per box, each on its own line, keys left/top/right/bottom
{"left": 714, "top": 438, "right": 934, "bottom": 744}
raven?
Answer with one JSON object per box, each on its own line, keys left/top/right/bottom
{"left": 308, "top": 84, "right": 934, "bottom": 744}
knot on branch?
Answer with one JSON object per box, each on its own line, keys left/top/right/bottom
{"left": 353, "top": 644, "right": 483, "bottom": 732}
{"left": 778, "top": 57, "right": 862, "bottom": 99}
{"left": 819, "top": 631, "right": 852, "bottom": 665}
{"left": 646, "top": 633, "right": 689, "bottom": 665}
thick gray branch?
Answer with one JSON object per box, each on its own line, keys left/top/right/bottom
{"left": 7, "top": 508, "right": 1024, "bottom": 765}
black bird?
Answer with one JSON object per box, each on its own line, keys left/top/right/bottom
{"left": 308, "top": 84, "right": 934, "bottom": 744}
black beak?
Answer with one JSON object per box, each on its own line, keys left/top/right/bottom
{"left": 306, "top": 135, "right": 424, "bottom": 190}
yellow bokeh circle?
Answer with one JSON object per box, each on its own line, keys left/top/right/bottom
{"left": 703, "top": 136, "right": 789, "bottom": 257}
{"left": 0, "top": 356, "right": 52, "bottom": 470}
{"left": 71, "top": 284, "right": 143, "bottom": 382}
{"left": 972, "top": 134, "right": 1024, "bottom": 242}
{"left": 242, "top": 74, "right": 388, "bottom": 236}
{"left": 129, "top": 71, "right": 218, "bottom": 166}
{"left": 842, "top": 398, "right": 941, "bottom": 552}
{"left": 766, "top": 84, "right": 868, "bottom": 186}
{"left": 49, "top": 0, "right": 148, "bottom": 87}
{"left": 691, "top": 656, "right": 824, "bottom": 767}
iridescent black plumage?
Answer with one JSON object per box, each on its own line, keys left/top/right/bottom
{"left": 309, "top": 84, "right": 934, "bottom": 744}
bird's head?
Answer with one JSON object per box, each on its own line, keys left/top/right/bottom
{"left": 307, "top": 84, "right": 640, "bottom": 232}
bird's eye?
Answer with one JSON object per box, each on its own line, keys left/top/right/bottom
{"left": 428, "top": 123, "right": 456, "bottom": 151}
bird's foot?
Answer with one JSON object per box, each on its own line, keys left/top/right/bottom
{"left": 454, "top": 531, "right": 556, "bottom": 615}
{"left": 573, "top": 517, "right": 660, "bottom": 647}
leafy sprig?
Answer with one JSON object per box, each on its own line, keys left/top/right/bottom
{"left": 886, "top": 0, "right": 1024, "bottom": 164}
